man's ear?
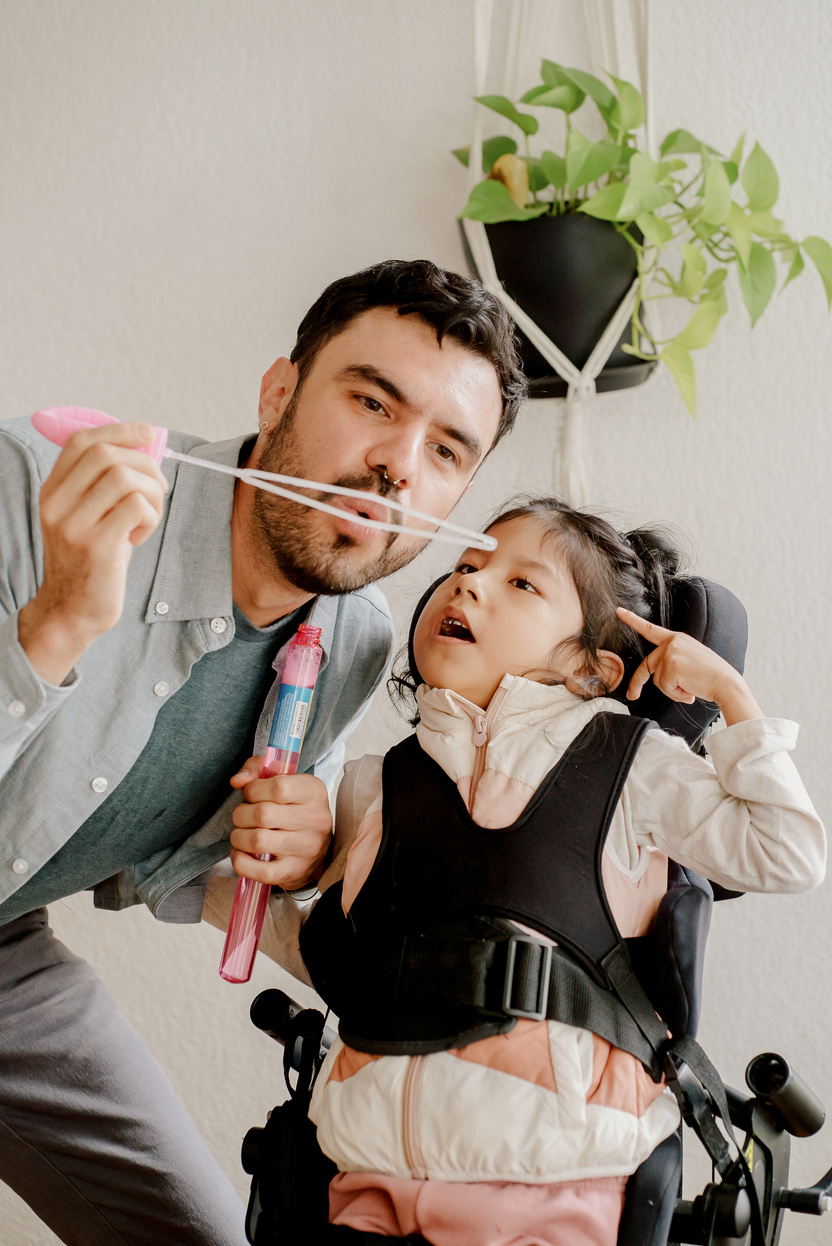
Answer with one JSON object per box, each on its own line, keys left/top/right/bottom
{"left": 594, "top": 650, "right": 625, "bottom": 694}
{"left": 259, "top": 357, "right": 297, "bottom": 419}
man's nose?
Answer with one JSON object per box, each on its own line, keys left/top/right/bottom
{"left": 368, "top": 429, "right": 421, "bottom": 493}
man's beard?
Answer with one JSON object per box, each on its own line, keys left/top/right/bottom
{"left": 249, "top": 394, "right": 427, "bottom": 595}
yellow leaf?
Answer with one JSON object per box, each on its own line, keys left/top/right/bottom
{"left": 490, "top": 153, "right": 530, "bottom": 208}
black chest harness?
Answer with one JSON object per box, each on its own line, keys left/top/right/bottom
{"left": 301, "top": 712, "right": 674, "bottom": 1080}
{"left": 299, "top": 711, "right": 768, "bottom": 1244}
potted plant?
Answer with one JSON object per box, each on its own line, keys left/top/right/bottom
{"left": 454, "top": 61, "right": 832, "bottom": 413}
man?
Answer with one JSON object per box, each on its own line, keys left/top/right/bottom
{"left": 0, "top": 260, "right": 526, "bottom": 1246}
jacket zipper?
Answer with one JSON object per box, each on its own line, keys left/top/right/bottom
{"left": 466, "top": 685, "right": 509, "bottom": 812}
{"left": 401, "top": 1055, "right": 428, "bottom": 1179}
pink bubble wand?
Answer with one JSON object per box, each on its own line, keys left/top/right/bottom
{"left": 219, "top": 623, "right": 323, "bottom": 984}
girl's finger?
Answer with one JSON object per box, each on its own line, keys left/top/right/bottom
{"left": 626, "top": 655, "right": 654, "bottom": 701}
{"left": 616, "top": 607, "right": 675, "bottom": 643}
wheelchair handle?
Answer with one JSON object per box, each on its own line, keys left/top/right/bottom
{"left": 745, "top": 1052, "right": 826, "bottom": 1138}
{"left": 250, "top": 989, "right": 336, "bottom": 1073}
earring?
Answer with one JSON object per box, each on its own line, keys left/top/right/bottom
{"left": 260, "top": 420, "right": 269, "bottom": 431}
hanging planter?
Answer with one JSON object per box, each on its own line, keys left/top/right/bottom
{"left": 460, "top": 212, "right": 655, "bottom": 398}
{"left": 453, "top": 60, "right": 832, "bottom": 414}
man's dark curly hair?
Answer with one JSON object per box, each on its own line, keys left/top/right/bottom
{"left": 290, "top": 259, "right": 527, "bottom": 449}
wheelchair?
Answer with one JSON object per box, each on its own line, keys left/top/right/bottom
{"left": 239, "top": 576, "right": 832, "bottom": 1246}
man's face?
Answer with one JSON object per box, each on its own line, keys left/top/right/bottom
{"left": 250, "top": 308, "right": 503, "bottom": 595}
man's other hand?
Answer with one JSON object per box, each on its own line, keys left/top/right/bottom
{"left": 228, "top": 760, "right": 332, "bottom": 890}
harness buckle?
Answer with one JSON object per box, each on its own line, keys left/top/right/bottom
{"left": 502, "top": 936, "right": 552, "bottom": 1022}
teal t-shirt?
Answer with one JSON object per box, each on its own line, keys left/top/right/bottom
{"left": 0, "top": 605, "right": 301, "bottom": 923}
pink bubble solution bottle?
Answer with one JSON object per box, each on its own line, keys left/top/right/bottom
{"left": 219, "top": 624, "right": 323, "bottom": 984}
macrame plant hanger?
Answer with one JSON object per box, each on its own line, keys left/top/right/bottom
{"left": 463, "top": 0, "right": 654, "bottom": 504}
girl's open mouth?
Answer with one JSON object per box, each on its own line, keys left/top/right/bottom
{"left": 438, "top": 616, "right": 475, "bottom": 642}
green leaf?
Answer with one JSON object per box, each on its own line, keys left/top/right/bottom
{"left": 802, "top": 236, "right": 832, "bottom": 308}
{"left": 618, "top": 152, "right": 674, "bottom": 219}
{"left": 661, "top": 343, "right": 697, "bottom": 415}
{"left": 452, "top": 135, "right": 518, "bottom": 172}
{"left": 577, "top": 182, "right": 627, "bottom": 220}
{"left": 781, "top": 245, "right": 805, "bottom": 292}
{"left": 661, "top": 158, "right": 688, "bottom": 175}
{"left": 703, "top": 268, "right": 727, "bottom": 290}
{"left": 729, "top": 132, "right": 746, "bottom": 168}
{"left": 726, "top": 201, "right": 752, "bottom": 268}
{"left": 475, "top": 95, "right": 538, "bottom": 137}
{"left": 540, "top": 150, "right": 567, "bottom": 190}
{"left": 566, "top": 130, "right": 622, "bottom": 187}
{"left": 660, "top": 128, "right": 703, "bottom": 156}
{"left": 458, "top": 179, "right": 549, "bottom": 223}
{"left": 636, "top": 211, "right": 673, "bottom": 247}
{"left": 738, "top": 242, "right": 777, "bottom": 325}
{"left": 701, "top": 160, "right": 732, "bottom": 225}
{"left": 519, "top": 84, "right": 554, "bottom": 103}
{"left": 530, "top": 82, "right": 585, "bottom": 113}
{"left": 553, "top": 64, "right": 617, "bottom": 114}
{"left": 678, "top": 243, "right": 708, "bottom": 298}
{"left": 746, "top": 209, "right": 787, "bottom": 239}
{"left": 722, "top": 161, "right": 738, "bottom": 185}
{"left": 608, "top": 74, "right": 645, "bottom": 133}
{"left": 525, "top": 156, "right": 550, "bottom": 192}
{"left": 741, "top": 142, "right": 779, "bottom": 212}
{"left": 675, "top": 300, "right": 723, "bottom": 350}
{"left": 701, "top": 280, "right": 728, "bottom": 316}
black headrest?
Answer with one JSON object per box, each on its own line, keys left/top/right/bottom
{"left": 406, "top": 574, "right": 748, "bottom": 752}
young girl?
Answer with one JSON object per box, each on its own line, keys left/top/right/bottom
{"left": 295, "top": 499, "right": 826, "bottom": 1246}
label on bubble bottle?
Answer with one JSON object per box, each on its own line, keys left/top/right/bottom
{"left": 269, "top": 683, "right": 313, "bottom": 749}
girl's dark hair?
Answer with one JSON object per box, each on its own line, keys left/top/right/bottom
{"left": 290, "top": 260, "right": 527, "bottom": 449}
{"left": 390, "top": 496, "right": 684, "bottom": 717}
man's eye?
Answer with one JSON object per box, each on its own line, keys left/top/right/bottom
{"left": 510, "top": 577, "right": 537, "bottom": 593}
{"left": 430, "top": 442, "right": 457, "bottom": 464}
{"left": 358, "top": 395, "right": 385, "bottom": 414}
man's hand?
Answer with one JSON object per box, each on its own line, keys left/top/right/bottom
{"left": 617, "top": 607, "right": 763, "bottom": 726}
{"left": 229, "top": 760, "right": 333, "bottom": 889}
{"left": 19, "top": 422, "right": 169, "bottom": 685}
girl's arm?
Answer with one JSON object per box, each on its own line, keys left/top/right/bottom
{"left": 614, "top": 608, "right": 825, "bottom": 893}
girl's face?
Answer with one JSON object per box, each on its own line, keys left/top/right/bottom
{"left": 413, "top": 517, "right": 587, "bottom": 709}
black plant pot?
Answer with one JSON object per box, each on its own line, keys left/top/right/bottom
{"left": 460, "top": 213, "right": 656, "bottom": 399}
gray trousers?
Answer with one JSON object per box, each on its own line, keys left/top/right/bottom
{"left": 0, "top": 909, "right": 249, "bottom": 1246}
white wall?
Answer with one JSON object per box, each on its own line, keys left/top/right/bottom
{"left": 1, "top": 1, "right": 831, "bottom": 1241}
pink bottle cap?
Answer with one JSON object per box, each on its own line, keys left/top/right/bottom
{"left": 294, "top": 625, "right": 323, "bottom": 647}
{"left": 31, "top": 406, "right": 169, "bottom": 465}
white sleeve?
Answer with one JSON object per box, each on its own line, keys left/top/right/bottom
{"left": 618, "top": 719, "right": 826, "bottom": 894}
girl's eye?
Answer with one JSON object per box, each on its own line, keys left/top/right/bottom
{"left": 510, "top": 577, "right": 538, "bottom": 593}
{"left": 455, "top": 562, "right": 476, "bottom": 575}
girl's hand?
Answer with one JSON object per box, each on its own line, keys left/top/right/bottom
{"left": 616, "top": 607, "right": 763, "bottom": 726}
